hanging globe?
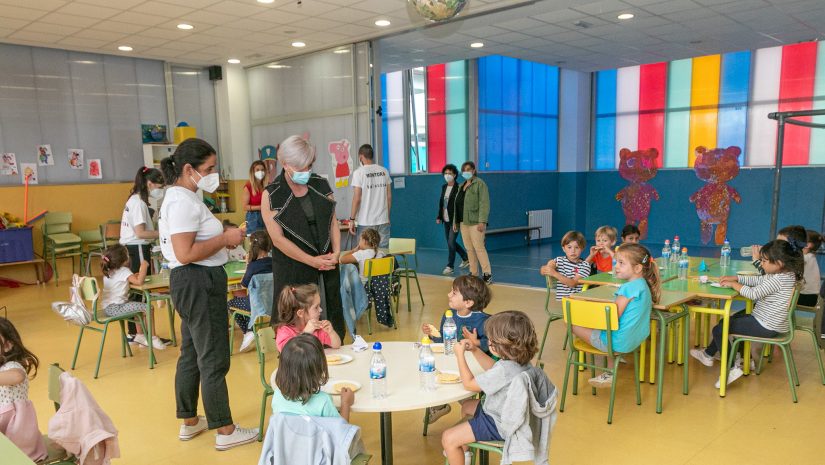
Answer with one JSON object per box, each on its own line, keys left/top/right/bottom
{"left": 407, "top": 0, "right": 469, "bottom": 22}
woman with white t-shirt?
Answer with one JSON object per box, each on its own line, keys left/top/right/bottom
{"left": 158, "top": 138, "right": 258, "bottom": 451}
{"left": 120, "top": 166, "right": 166, "bottom": 346}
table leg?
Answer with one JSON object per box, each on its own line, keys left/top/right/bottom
{"left": 144, "top": 291, "right": 156, "bottom": 369}
{"left": 682, "top": 307, "right": 690, "bottom": 395}
{"left": 718, "top": 300, "right": 732, "bottom": 397}
{"left": 380, "top": 412, "right": 393, "bottom": 465}
{"left": 655, "top": 312, "right": 667, "bottom": 413}
{"left": 649, "top": 319, "right": 657, "bottom": 384}
{"left": 742, "top": 299, "right": 754, "bottom": 375}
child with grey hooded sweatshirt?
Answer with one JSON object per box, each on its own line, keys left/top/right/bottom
{"left": 441, "top": 311, "right": 558, "bottom": 465}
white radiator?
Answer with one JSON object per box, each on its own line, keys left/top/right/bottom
{"left": 527, "top": 209, "right": 552, "bottom": 240}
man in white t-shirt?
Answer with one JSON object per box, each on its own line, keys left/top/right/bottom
{"left": 349, "top": 144, "right": 391, "bottom": 248}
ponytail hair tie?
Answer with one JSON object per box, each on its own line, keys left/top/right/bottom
{"left": 643, "top": 254, "right": 649, "bottom": 264}
{"left": 142, "top": 166, "right": 149, "bottom": 173}
{"left": 290, "top": 287, "right": 296, "bottom": 293}
{"left": 102, "top": 256, "right": 110, "bottom": 263}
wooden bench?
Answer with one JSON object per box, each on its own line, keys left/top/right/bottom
{"left": 486, "top": 226, "right": 542, "bottom": 245}
{"left": 0, "top": 258, "right": 46, "bottom": 284}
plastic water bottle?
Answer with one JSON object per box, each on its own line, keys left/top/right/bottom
{"left": 160, "top": 262, "right": 170, "bottom": 280}
{"left": 720, "top": 239, "right": 731, "bottom": 268}
{"left": 419, "top": 337, "right": 436, "bottom": 392}
{"left": 442, "top": 310, "right": 457, "bottom": 356}
{"left": 670, "top": 236, "right": 681, "bottom": 268}
{"left": 370, "top": 342, "right": 387, "bottom": 399}
{"left": 611, "top": 246, "right": 619, "bottom": 274}
{"left": 678, "top": 247, "right": 689, "bottom": 280}
{"left": 662, "top": 239, "right": 671, "bottom": 260}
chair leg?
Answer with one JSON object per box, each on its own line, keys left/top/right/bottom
{"left": 258, "top": 391, "right": 268, "bottom": 441}
{"left": 367, "top": 302, "right": 373, "bottom": 335}
{"left": 94, "top": 323, "right": 110, "bottom": 379}
{"left": 682, "top": 314, "right": 690, "bottom": 394}
{"left": 559, "top": 350, "right": 574, "bottom": 412}
{"left": 607, "top": 357, "right": 619, "bottom": 424}
{"left": 422, "top": 408, "right": 430, "bottom": 436}
{"left": 656, "top": 318, "right": 667, "bottom": 414}
{"left": 809, "top": 330, "right": 825, "bottom": 384}
{"left": 572, "top": 352, "right": 580, "bottom": 396}
{"left": 633, "top": 350, "right": 641, "bottom": 406}
{"left": 118, "top": 321, "right": 127, "bottom": 358}
{"left": 71, "top": 326, "right": 85, "bottom": 370}
{"left": 538, "top": 318, "right": 552, "bottom": 360}
{"left": 404, "top": 273, "right": 412, "bottom": 312}
{"left": 412, "top": 272, "right": 424, "bottom": 305}
{"left": 590, "top": 354, "right": 597, "bottom": 396}
{"left": 786, "top": 345, "right": 799, "bottom": 386}
{"left": 778, "top": 345, "right": 798, "bottom": 403}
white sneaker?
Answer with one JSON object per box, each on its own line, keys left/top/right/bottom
{"left": 715, "top": 366, "right": 744, "bottom": 388}
{"left": 215, "top": 425, "right": 258, "bottom": 451}
{"left": 690, "top": 349, "right": 714, "bottom": 367}
{"left": 179, "top": 416, "right": 208, "bottom": 441}
{"left": 239, "top": 332, "right": 255, "bottom": 353}
{"left": 442, "top": 450, "right": 473, "bottom": 465}
{"left": 132, "top": 334, "right": 150, "bottom": 348}
{"left": 588, "top": 372, "right": 613, "bottom": 388}
{"left": 442, "top": 266, "right": 454, "bottom": 275}
{"left": 151, "top": 336, "right": 166, "bottom": 350}
{"left": 459, "top": 260, "right": 470, "bottom": 269}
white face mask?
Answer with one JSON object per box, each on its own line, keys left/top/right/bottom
{"left": 149, "top": 188, "right": 164, "bottom": 199}
{"left": 254, "top": 171, "right": 266, "bottom": 181}
{"left": 192, "top": 170, "right": 220, "bottom": 193}
{"left": 444, "top": 174, "right": 454, "bottom": 183}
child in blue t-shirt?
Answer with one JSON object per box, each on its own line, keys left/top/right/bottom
{"left": 421, "top": 275, "right": 492, "bottom": 424}
{"left": 571, "top": 243, "right": 660, "bottom": 388}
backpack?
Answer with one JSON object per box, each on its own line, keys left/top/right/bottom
{"left": 51, "top": 274, "right": 94, "bottom": 326}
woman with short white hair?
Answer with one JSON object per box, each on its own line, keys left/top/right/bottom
{"left": 261, "top": 135, "right": 345, "bottom": 337}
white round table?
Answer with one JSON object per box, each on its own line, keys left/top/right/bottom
{"left": 324, "top": 342, "right": 484, "bottom": 465}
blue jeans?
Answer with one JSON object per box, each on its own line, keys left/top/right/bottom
{"left": 357, "top": 223, "right": 390, "bottom": 249}
{"left": 340, "top": 263, "right": 369, "bottom": 339}
{"left": 443, "top": 221, "right": 467, "bottom": 268}
{"left": 245, "top": 211, "right": 263, "bottom": 234}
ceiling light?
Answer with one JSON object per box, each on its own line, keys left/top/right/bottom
{"left": 177, "top": 23, "right": 194, "bottom": 30}
{"left": 118, "top": 45, "right": 133, "bottom": 51}
{"left": 333, "top": 48, "right": 350, "bottom": 54}
{"left": 374, "top": 19, "right": 391, "bottom": 27}
{"left": 617, "top": 13, "right": 634, "bottom": 20}
{"left": 470, "top": 42, "right": 484, "bottom": 48}
{"left": 257, "top": 0, "right": 275, "bottom": 3}
{"left": 227, "top": 58, "right": 240, "bottom": 64}
{"left": 291, "top": 41, "right": 306, "bottom": 48}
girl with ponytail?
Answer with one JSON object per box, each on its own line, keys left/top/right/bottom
{"left": 274, "top": 283, "right": 342, "bottom": 352}
{"left": 571, "top": 242, "right": 659, "bottom": 389}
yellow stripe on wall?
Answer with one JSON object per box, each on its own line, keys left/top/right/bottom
{"left": 688, "top": 55, "right": 721, "bottom": 166}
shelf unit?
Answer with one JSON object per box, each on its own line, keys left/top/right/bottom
{"left": 142, "top": 143, "right": 177, "bottom": 168}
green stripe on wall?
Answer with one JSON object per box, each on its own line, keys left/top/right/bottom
{"left": 664, "top": 59, "right": 692, "bottom": 168}
{"left": 446, "top": 60, "right": 468, "bottom": 167}
{"left": 810, "top": 42, "right": 825, "bottom": 165}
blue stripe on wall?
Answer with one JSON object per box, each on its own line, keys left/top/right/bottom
{"left": 594, "top": 70, "right": 617, "bottom": 170}
{"left": 717, "top": 50, "right": 751, "bottom": 165}
{"left": 381, "top": 74, "right": 389, "bottom": 168}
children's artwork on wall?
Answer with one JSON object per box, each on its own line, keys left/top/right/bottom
{"left": 1, "top": 153, "right": 18, "bottom": 175}
{"left": 258, "top": 144, "right": 278, "bottom": 184}
{"left": 689, "top": 146, "right": 742, "bottom": 245}
{"left": 88, "top": 159, "right": 102, "bottom": 179}
{"left": 328, "top": 139, "right": 352, "bottom": 188}
{"left": 37, "top": 145, "right": 53, "bottom": 166}
{"left": 142, "top": 124, "right": 168, "bottom": 143}
{"left": 615, "top": 148, "right": 660, "bottom": 240}
{"left": 68, "top": 149, "right": 84, "bottom": 169}
{"left": 21, "top": 163, "right": 37, "bottom": 184}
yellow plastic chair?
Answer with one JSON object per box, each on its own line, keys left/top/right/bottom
{"left": 388, "top": 238, "right": 424, "bottom": 311}
{"left": 70, "top": 276, "right": 150, "bottom": 378}
{"left": 253, "top": 316, "right": 276, "bottom": 441}
{"left": 79, "top": 229, "right": 104, "bottom": 276}
{"left": 558, "top": 297, "right": 642, "bottom": 424}
{"left": 42, "top": 212, "right": 82, "bottom": 286}
{"left": 364, "top": 256, "right": 399, "bottom": 334}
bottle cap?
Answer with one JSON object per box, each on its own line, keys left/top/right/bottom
{"left": 445, "top": 310, "right": 453, "bottom": 318}
{"left": 421, "top": 336, "right": 431, "bottom": 345}
{"left": 665, "top": 239, "right": 670, "bottom": 243}
{"left": 682, "top": 247, "right": 687, "bottom": 253}
{"left": 372, "top": 342, "right": 382, "bottom": 351}
{"left": 675, "top": 235, "right": 680, "bottom": 239}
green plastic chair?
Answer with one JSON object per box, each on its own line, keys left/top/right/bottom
{"left": 253, "top": 316, "right": 277, "bottom": 441}
{"left": 70, "top": 276, "right": 149, "bottom": 378}
{"left": 727, "top": 289, "right": 803, "bottom": 402}
{"left": 538, "top": 276, "right": 566, "bottom": 363}
{"left": 42, "top": 212, "right": 82, "bottom": 286}
{"left": 99, "top": 220, "right": 121, "bottom": 248}
{"left": 794, "top": 296, "right": 825, "bottom": 382}
{"left": 78, "top": 229, "right": 104, "bottom": 276}
{"left": 442, "top": 440, "right": 502, "bottom": 465}
{"left": 559, "top": 297, "right": 642, "bottom": 424}
{"left": 41, "top": 363, "right": 78, "bottom": 464}
{"left": 364, "top": 257, "right": 399, "bottom": 334}
{"left": 389, "top": 238, "right": 424, "bottom": 311}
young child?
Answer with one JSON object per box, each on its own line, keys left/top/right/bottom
{"left": 621, "top": 224, "right": 641, "bottom": 244}
{"left": 585, "top": 225, "right": 618, "bottom": 273}
{"left": 100, "top": 245, "right": 165, "bottom": 350}
{"left": 339, "top": 228, "right": 384, "bottom": 339}
{"left": 751, "top": 224, "right": 807, "bottom": 273}
{"left": 442, "top": 311, "right": 555, "bottom": 465}
{"left": 540, "top": 230, "right": 592, "bottom": 300}
{"left": 691, "top": 240, "right": 803, "bottom": 387}
{"left": 272, "top": 334, "right": 354, "bottom": 421}
{"left": 799, "top": 230, "right": 821, "bottom": 307}
{"left": 223, "top": 220, "right": 248, "bottom": 262}
{"left": 573, "top": 243, "right": 659, "bottom": 388}
{"left": 0, "top": 317, "right": 47, "bottom": 462}
{"left": 421, "top": 275, "right": 492, "bottom": 424}
{"left": 227, "top": 230, "right": 273, "bottom": 352}
{"left": 275, "top": 284, "right": 342, "bottom": 352}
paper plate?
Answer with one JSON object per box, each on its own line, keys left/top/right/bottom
{"left": 737, "top": 271, "right": 759, "bottom": 276}
{"left": 430, "top": 343, "right": 445, "bottom": 353}
{"left": 436, "top": 370, "right": 461, "bottom": 384}
{"left": 323, "top": 379, "right": 362, "bottom": 395}
{"left": 326, "top": 353, "right": 353, "bottom": 366}
{"left": 710, "top": 282, "right": 725, "bottom": 288}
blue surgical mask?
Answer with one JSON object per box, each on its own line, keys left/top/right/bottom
{"left": 290, "top": 169, "right": 311, "bottom": 185}
{"left": 461, "top": 171, "right": 473, "bottom": 181}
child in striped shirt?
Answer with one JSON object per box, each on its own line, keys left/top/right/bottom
{"left": 541, "top": 230, "right": 592, "bottom": 300}
{"left": 690, "top": 240, "right": 803, "bottom": 387}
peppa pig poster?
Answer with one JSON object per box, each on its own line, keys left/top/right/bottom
{"left": 328, "top": 139, "right": 352, "bottom": 188}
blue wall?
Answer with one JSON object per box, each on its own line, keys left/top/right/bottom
{"left": 391, "top": 166, "right": 825, "bottom": 252}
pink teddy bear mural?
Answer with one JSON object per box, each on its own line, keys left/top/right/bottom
{"left": 615, "top": 148, "right": 660, "bottom": 240}
{"left": 689, "top": 146, "right": 742, "bottom": 245}
{"left": 329, "top": 139, "right": 352, "bottom": 188}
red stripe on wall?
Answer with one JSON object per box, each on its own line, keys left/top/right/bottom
{"left": 778, "top": 41, "right": 818, "bottom": 165}
{"left": 426, "top": 64, "right": 446, "bottom": 173}
{"left": 637, "top": 62, "right": 667, "bottom": 167}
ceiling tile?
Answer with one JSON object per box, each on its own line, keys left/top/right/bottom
{"left": 77, "top": 0, "right": 143, "bottom": 7}
{"left": 641, "top": 0, "right": 703, "bottom": 15}
{"left": 8, "top": 30, "right": 64, "bottom": 43}
{"left": 0, "top": 18, "right": 36, "bottom": 31}
{"left": 224, "top": 17, "right": 280, "bottom": 32}
{"left": 0, "top": 4, "right": 47, "bottom": 20}
{"left": 144, "top": 47, "right": 183, "bottom": 58}
{"left": 72, "top": 29, "right": 126, "bottom": 42}
{"left": 0, "top": 27, "right": 14, "bottom": 38}
{"left": 38, "top": 12, "right": 101, "bottom": 28}
{"left": 131, "top": 1, "right": 195, "bottom": 17}
{"left": 89, "top": 21, "right": 150, "bottom": 35}
{"left": 20, "top": 22, "right": 82, "bottom": 36}
{"left": 161, "top": 0, "right": 227, "bottom": 8}
{"left": 318, "top": 7, "right": 375, "bottom": 23}
{"left": 109, "top": 11, "right": 168, "bottom": 26}
{"left": 141, "top": 26, "right": 194, "bottom": 40}
{"left": 571, "top": 0, "right": 636, "bottom": 15}
{"left": 55, "top": 2, "right": 123, "bottom": 19}
{"left": 351, "top": 0, "right": 403, "bottom": 15}
{"left": 292, "top": 17, "right": 341, "bottom": 32}
{"left": 0, "top": 0, "right": 66, "bottom": 10}
{"left": 120, "top": 35, "right": 168, "bottom": 47}
{"left": 179, "top": 9, "right": 236, "bottom": 25}
{"left": 252, "top": 9, "right": 304, "bottom": 24}
{"left": 276, "top": 0, "right": 339, "bottom": 16}
{"left": 58, "top": 36, "right": 110, "bottom": 48}
{"left": 205, "top": 0, "right": 269, "bottom": 17}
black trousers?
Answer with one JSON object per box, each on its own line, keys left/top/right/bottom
{"left": 170, "top": 264, "right": 232, "bottom": 429}
{"left": 125, "top": 244, "right": 151, "bottom": 334}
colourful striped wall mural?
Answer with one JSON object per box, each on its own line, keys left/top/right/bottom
{"left": 594, "top": 40, "right": 825, "bottom": 170}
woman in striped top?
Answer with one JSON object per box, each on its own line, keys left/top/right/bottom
{"left": 690, "top": 240, "right": 803, "bottom": 387}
